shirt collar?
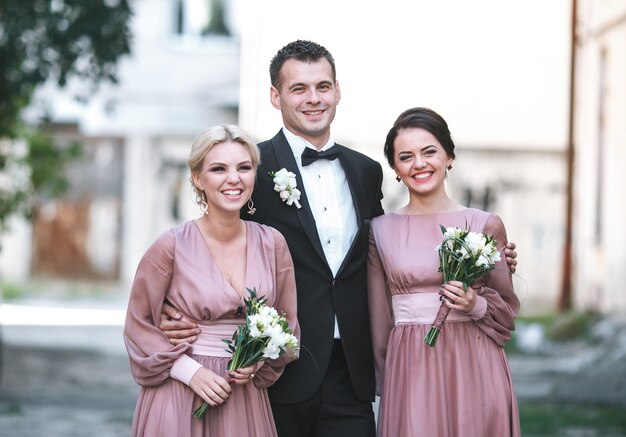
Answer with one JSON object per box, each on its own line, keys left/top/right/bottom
{"left": 282, "top": 127, "right": 335, "bottom": 161}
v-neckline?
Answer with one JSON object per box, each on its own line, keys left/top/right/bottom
{"left": 193, "top": 219, "right": 250, "bottom": 301}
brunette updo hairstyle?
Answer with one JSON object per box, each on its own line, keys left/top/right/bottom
{"left": 383, "top": 107, "right": 456, "bottom": 169}
{"left": 188, "top": 125, "right": 260, "bottom": 206}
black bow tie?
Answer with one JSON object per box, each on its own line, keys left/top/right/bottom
{"left": 301, "top": 146, "right": 340, "bottom": 166}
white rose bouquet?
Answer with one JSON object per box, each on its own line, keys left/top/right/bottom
{"left": 193, "top": 287, "right": 299, "bottom": 419}
{"left": 424, "top": 224, "right": 502, "bottom": 347}
{"left": 269, "top": 169, "right": 302, "bottom": 208}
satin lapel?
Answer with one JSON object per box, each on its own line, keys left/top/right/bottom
{"left": 337, "top": 147, "right": 364, "bottom": 227}
{"left": 336, "top": 147, "right": 364, "bottom": 276}
{"left": 271, "top": 133, "right": 328, "bottom": 266}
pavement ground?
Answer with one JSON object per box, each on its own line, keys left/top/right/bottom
{"left": 1, "top": 299, "right": 626, "bottom": 436}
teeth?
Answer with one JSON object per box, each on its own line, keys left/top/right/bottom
{"left": 414, "top": 173, "right": 432, "bottom": 180}
{"left": 304, "top": 110, "right": 323, "bottom": 115}
{"left": 223, "top": 190, "right": 242, "bottom": 195}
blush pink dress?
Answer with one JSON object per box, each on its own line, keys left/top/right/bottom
{"left": 367, "top": 209, "right": 520, "bottom": 437}
{"left": 124, "top": 220, "right": 299, "bottom": 437}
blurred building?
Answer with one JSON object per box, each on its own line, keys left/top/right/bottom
{"left": 0, "top": 0, "right": 241, "bottom": 284}
{"left": 2, "top": 0, "right": 624, "bottom": 315}
{"left": 573, "top": 0, "right": 626, "bottom": 312}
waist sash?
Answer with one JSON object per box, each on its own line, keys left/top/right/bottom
{"left": 392, "top": 293, "right": 472, "bottom": 325}
{"left": 184, "top": 318, "right": 244, "bottom": 357}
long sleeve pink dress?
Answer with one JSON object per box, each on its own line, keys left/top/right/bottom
{"left": 124, "top": 220, "right": 299, "bottom": 436}
{"left": 367, "top": 208, "right": 520, "bottom": 437}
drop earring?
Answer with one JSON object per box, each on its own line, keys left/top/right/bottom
{"left": 247, "top": 199, "right": 256, "bottom": 215}
{"left": 199, "top": 192, "right": 208, "bottom": 215}
{"left": 395, "top": 176, "right": 401, "bottom": 182}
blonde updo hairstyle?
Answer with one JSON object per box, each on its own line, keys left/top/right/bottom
{"left": 188, "top": 124, "right": 260, "bottom": 207}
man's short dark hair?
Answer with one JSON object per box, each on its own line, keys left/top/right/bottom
{"left": 269, "top": 40, "right": 336, "bottom": 90}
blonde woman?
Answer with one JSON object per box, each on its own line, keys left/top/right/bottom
{"left": 124, "top": 125, "right": 299, "bottom": 436}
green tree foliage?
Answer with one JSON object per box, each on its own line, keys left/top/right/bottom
{"left": 0, "top": 140, "right": 28, "bottom": 229}
{"left": 25, "top": 127, "right": 83, "bottom": 200}
{"left": 0, "top": 0, "right": 132, "bottom": 231}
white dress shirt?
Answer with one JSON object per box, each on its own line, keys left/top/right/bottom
{"left": 282, "top": 128, "right": 358, "bottom": 338}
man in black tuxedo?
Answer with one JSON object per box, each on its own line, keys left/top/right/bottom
{"left": 160, "top": 40, "right": 517, "bottom": 437}
{"left": 250, "top": 40, "right": 383, "bottom": 436}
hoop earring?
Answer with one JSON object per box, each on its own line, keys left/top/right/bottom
{"left": 247, "top": 199, "right": 256, "bottom": 215}
{"left": 395, "top": 176, "right": 401, "bottom": 182}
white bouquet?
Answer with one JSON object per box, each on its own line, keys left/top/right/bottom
{"left": 193, "top": 287, "right": 298, "bottom": 419}
{"left": 424, "top": 224, "right": 502, "bottom": 347}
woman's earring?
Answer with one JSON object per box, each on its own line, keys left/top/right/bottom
{"left": 247, "top": 199, "right": 256, "bottom": 215}
{"left": 199, "top": 192, "right": 208, "bottom": 215}
{"left": 395, "top": 176, "right": 401, "bottom": 182}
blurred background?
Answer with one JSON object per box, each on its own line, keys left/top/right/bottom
{"left": 1, "top": 0, "right": 625, "bottom": 435}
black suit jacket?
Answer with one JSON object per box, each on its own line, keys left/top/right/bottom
{"left": 245, "top": 130, "right": 384, "bottom": 403}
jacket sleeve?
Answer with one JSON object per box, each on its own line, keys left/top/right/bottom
{"left": 253, "top": 228, "right": 300, "bottom": 389}
{"left": 470, "top": 214, "right": 520, "bottom": 346}
{"left": 123, "top": 230, "right": 194, "bottom": 386}
{"left": 372, "top": 161, "right": 385, "bottom": 218}
{"left": 366, "top": 225, "right": 394, "bottom": 395}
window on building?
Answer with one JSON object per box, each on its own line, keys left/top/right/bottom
{"left": 173, "top": 0, "right": 230, "bottom": 37}
{"left": 462, "top": 186, "right": 495, "bottom": 211}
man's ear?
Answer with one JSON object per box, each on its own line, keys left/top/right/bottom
{"left": 335, "top": 80, "right": 341, "bottom": 104}
{"left": 270, "top": 86, "right": 281, "bottom": 110}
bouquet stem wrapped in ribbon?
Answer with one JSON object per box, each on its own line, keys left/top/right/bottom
{"left": 424, "top": 224, "right": 501, "bottom": 347}
{"left": 193, "top": 287, "right": 299, "bottom": 419}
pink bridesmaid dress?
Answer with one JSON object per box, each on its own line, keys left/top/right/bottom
{"left": 124, "top": 220, "right": 299, "bottom": 436}
{"left": 367, "top": 208, "right": 520, "bottom": 437}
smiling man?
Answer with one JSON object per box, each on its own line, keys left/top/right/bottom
{"left": 249, "top": 40, "right": 383, "bottom": 437}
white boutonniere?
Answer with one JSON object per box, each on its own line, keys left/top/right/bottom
{"left": 269, "top": 168, "right": 302, "bottom": 209}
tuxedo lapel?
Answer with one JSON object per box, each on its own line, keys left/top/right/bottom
{"left": 338, "top": 148, "right": 364, "bottom": 226}
{"left": 335, "top": 147, "right": 366, "bottom": 277}
{"left": 270, "top": 132, "right": 328, "bottom": 266}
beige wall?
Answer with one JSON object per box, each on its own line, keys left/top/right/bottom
{"left": 238, "top": 0, "right": 572, "bottom": 314}
{"left": 573, "top": 0, "right": 626, "bottom": 312}
{"left": 240, "top": 0, "right": 571, "bottom": 150}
